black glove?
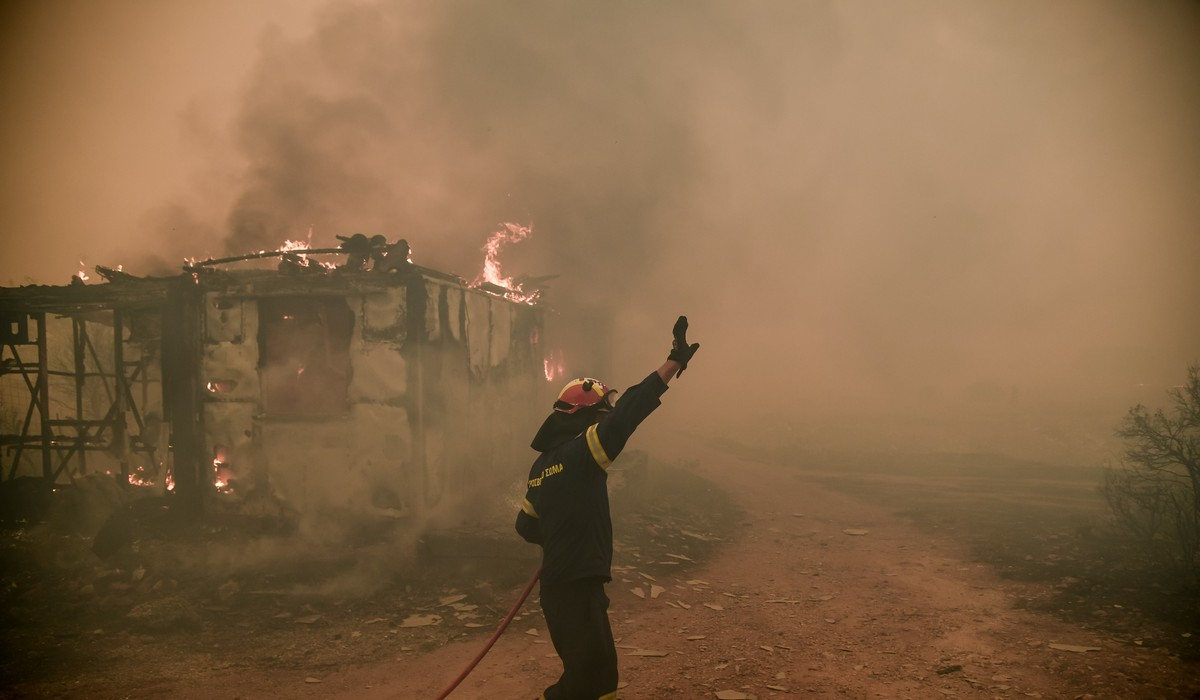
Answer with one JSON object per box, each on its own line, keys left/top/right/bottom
{"left": 667, "top": 315, "right": 700, "bottom": 378}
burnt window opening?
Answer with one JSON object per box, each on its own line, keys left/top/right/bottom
{"left": 258, "top": 296, "right": 354, "bottom": 417}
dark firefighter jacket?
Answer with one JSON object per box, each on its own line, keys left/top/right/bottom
{"left": 516, "top": 372, "right": 668, "bottom": 585}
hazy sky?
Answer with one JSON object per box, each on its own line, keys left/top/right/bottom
{"left": 2, "top": 0, "right": 1198, "bottom": 454}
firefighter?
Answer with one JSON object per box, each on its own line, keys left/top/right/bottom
{"left": 516, "top": 315, "right": 700, "bottom": 700}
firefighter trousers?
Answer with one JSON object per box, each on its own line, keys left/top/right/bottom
{"left": 539, "top": 576, "right": 618, "bottom": 700}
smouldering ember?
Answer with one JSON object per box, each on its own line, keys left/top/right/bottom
{"left": 472, "top": 222, "right": 541, "bottom": 304}
{"left": 124, "top": 461, "right": 173, "bottom": 492}
{"left": 127, "top": 468, "right": 154, "bottom": 487}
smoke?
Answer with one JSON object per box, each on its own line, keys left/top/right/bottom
{"left": 6, "top": 0, "right": 1199, "bottom": 463}
{"left": 193, "top": 1, "right": 717, "bottom": 283}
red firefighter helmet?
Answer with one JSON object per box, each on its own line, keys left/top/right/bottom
{"left": 553, "top": 377, "right": 615, "bottom": 414}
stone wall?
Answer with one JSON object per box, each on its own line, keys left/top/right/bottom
{"left": 198, "top": 274, "right": 541, "bottom": 526}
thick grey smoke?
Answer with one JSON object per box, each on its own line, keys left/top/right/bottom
{"left": 211, "top": 2, "right": 716, "bottom": 283}
{"left": 10, "top": 0, "right": 1200, "bottom": 463}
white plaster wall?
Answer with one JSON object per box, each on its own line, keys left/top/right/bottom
{"left": 424, "top": 281, "right": 441, "bottom": 343}
{"left": 258, "top": 403, "right": 412, "bottom": 517}
{"left": 203, "top": 401, "right": 257, "bottom": 486}
{"left": 465, "top": 292, "right": 490, "bottom": 374}
{"left": 261, "top": 419, "right": 363, "bottom": 513}
{"left": 201, "top": 294, "right": 261, "bottom": 495}
{"left": 361, "top": 288, "right": 406, "bottom": 339}
{"left": 489, "top": 300, "right": 512, "bottom": 368}
{"left": 203, "top": 402, "right": 256, "bottom": 452}
{"left": 193, "top": 280, "right": 537, "bottom": 525}
{"left": 201, "top": 342, "right": 259, "bottom": 401}
{"left": 423, "top": 423, "right": 445, "bottom": 508}
{"left": 200, "top": 296, "right": 259, "bottom": 404}
{"left": 445, "top": 286, "right": 464, "bottom": 343}
{"left": 348, "top": 343, "right": 407, "bottom": 403}
{"left": 204, "top": 294, "right": 251, "bottom": 344}
{"left": 347, "top": 403, "right": 412, "bottom": 513}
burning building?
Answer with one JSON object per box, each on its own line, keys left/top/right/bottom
{"left": 0, "top": 236, "right": 546, "bottom": 531}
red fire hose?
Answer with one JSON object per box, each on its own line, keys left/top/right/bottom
{"left": 432, "top": 565, "right": 542, "bottom": 699}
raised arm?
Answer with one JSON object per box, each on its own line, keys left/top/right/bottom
{"left": 657, "top": 315, "right": 700, "bottom": 385}
{"left": 589, "top": 316, "right": 701, "bottom": 464}
{"left": 656, "top": 359, "right": 682, "bottom": 385}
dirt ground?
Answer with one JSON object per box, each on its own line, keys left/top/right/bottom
{"left": 3, "top": 431, "right": 1199, "bottom": 699}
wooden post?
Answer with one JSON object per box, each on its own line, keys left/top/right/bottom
{"left": 112, "top": 309, "right": 128, "bottom": 480}
{"left": 73, "top": 317, "right": 88, "bottom": 475}
{"left": 162, "top": 278, "right": 203, "bottom": 517}
{"left": 34, "top": 313, "right": 50, "bottom": 482}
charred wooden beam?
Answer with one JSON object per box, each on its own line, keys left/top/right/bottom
{"left": 0, "top": 280, "right": 170, "bottom": 314}
{"left": 182, "top": 248, "right": 344, "bottom": 270}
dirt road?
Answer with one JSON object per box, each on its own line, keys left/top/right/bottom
{"left": 149, "top": 433, "right": 1196, "bottom": 700}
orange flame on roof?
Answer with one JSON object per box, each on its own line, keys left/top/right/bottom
{"left": 472, "top": 223, "right": 540, "bottom": 304}
{"left": 280, "top": 229, "right": 335, "bottom": 270}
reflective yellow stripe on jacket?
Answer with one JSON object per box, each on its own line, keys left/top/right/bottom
{"left": 585, "top": 424, "right": 611, "bottom": 470}
{"left": 522, "top": 498, "right": 539, "bottom": 518}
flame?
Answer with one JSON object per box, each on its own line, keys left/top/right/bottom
{"left": 471, "top": 223, "right": 540, "bottom": 304}
{"left": 127, "top": 464, "right": 168, "bottom": 491}
{"left": 127, "top": 469, "right": 154, "bottom": 487}
{"left": 206, "top": 379, "right": 239, "bottom": 394}
{"left": 543, "top": 349, "right": 565, "bottom": 382}
{"left": 278, "top": 228, "right": 335, "bottom": 270}
{"left": 212, "top": 446, "right": 234, "bottom": 493}
{"left": 76, "top": 260, "right": 90, "bottom": 282}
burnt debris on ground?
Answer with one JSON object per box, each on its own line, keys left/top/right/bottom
{"left": 0, "top": 452, "right": 735, "bottom": 695}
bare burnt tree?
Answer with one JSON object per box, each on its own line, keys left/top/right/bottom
{"left": 1103, "top": 364, "right": 1200, "bottom": 578}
